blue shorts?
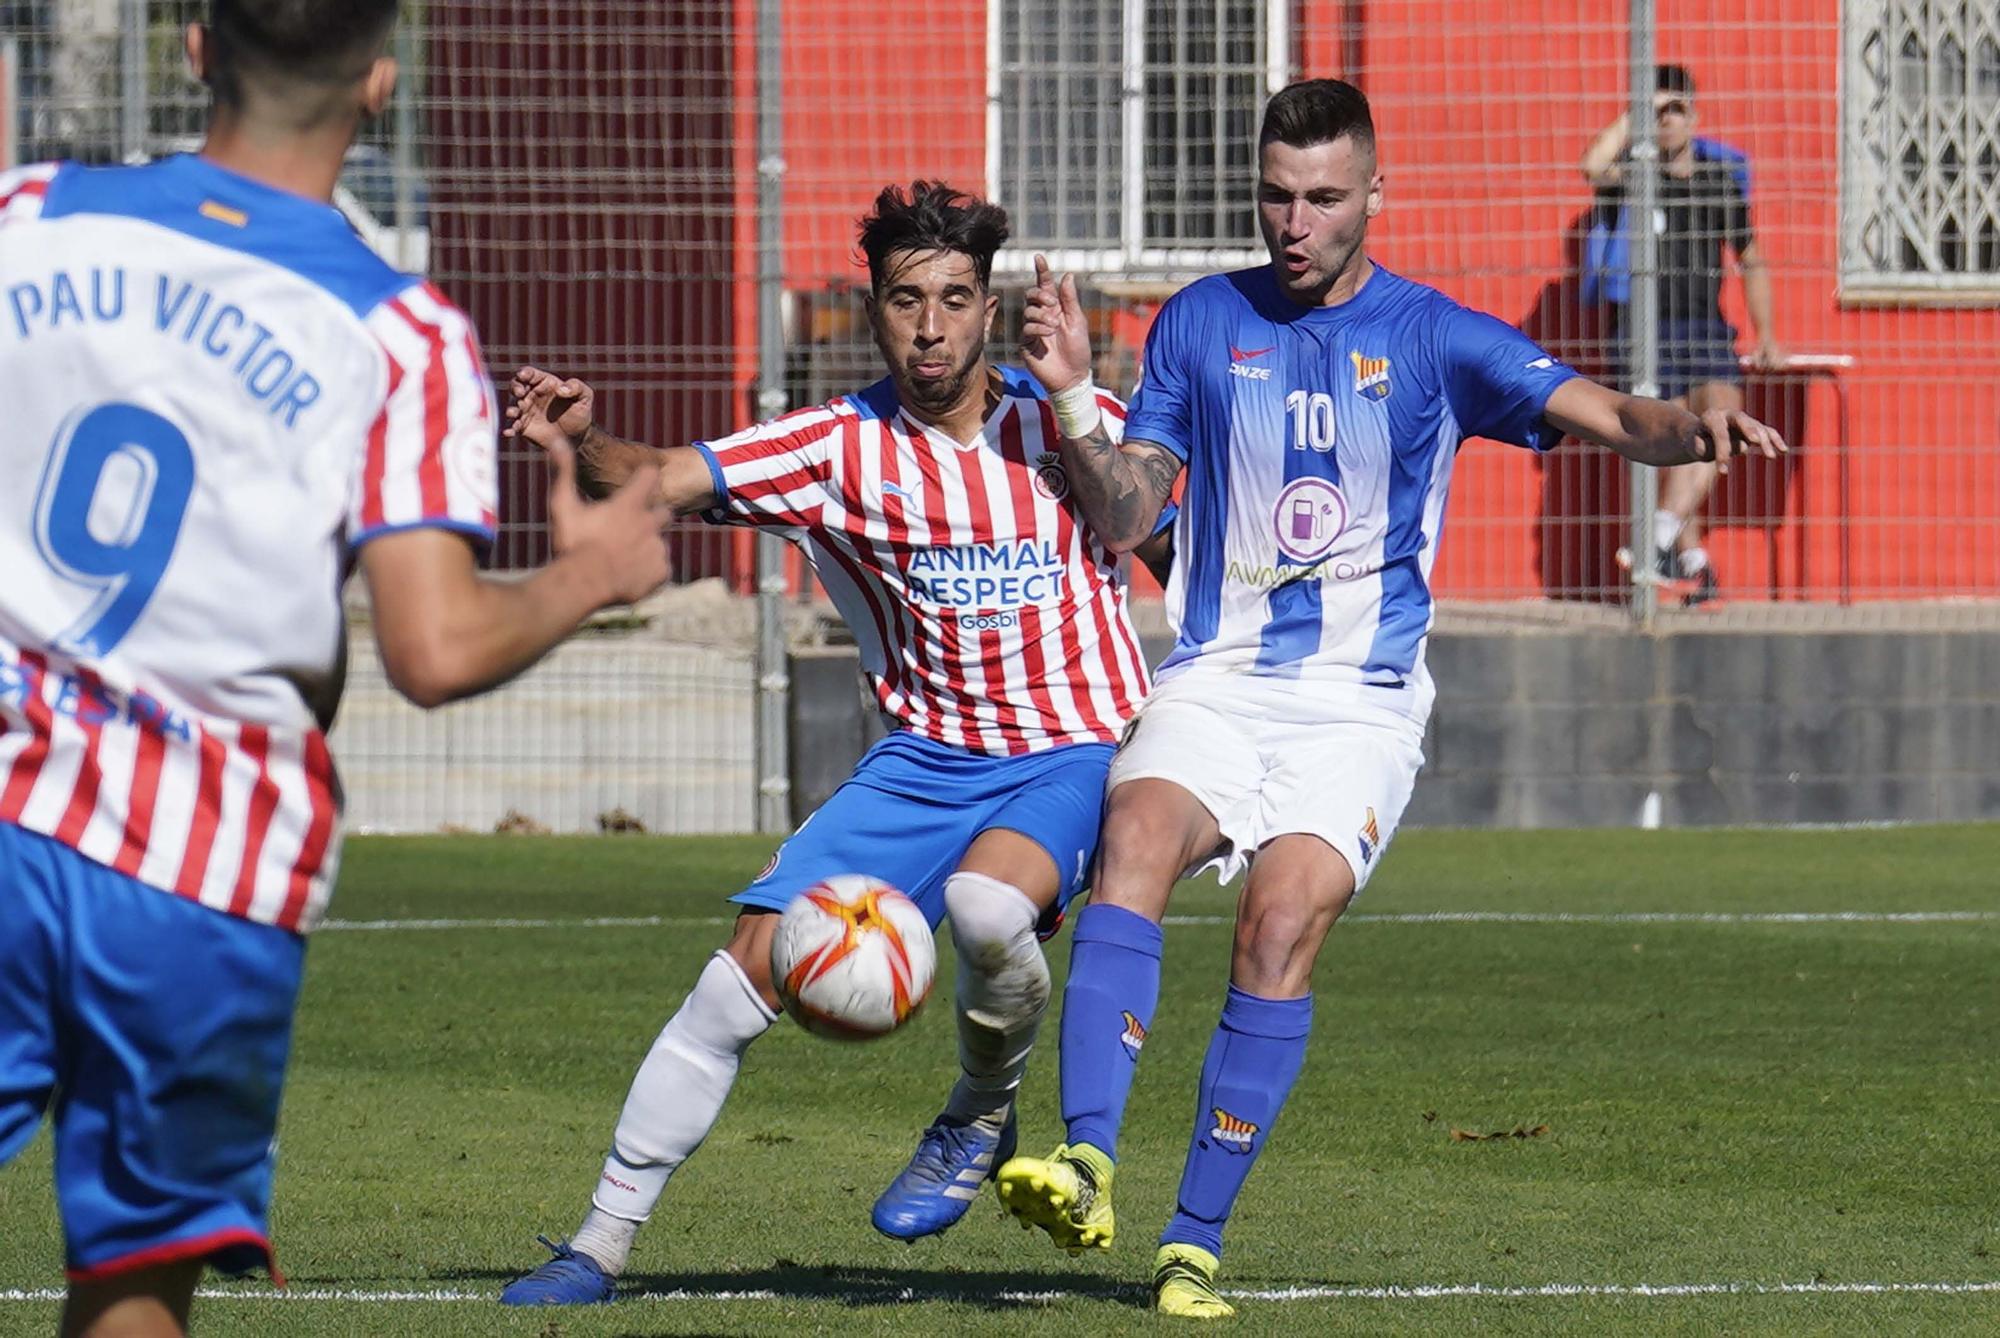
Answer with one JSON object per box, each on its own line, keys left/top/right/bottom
{"left": 0, "top": 823, "right": 304, "bottom": 1283}
{"left": 1617, "top": 316, "right": 1742, "bottom": 401}
{"left": 733, "top": 731, "right": 1114, "bottom": 935}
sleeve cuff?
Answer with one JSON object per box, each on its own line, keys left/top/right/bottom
{"left": 347, "top": 518, "right": 496, "bottom": 551}
{"left": 691, "top": 441, "right": 731, "bottom": 508}
{"left": 1123, "top": 414, "right": 1190, "bottom": 462}
{"left": 1525, "top": 368, "right": 1583, "bottom": 453}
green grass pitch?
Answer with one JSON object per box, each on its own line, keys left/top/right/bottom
{"left": 3, "top": 827, "right": 1998, "bottom": 1335}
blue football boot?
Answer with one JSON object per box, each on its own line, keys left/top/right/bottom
{"left": 870, "top": 1110, "right": 1018, "bottom": 1241}
{"left": 498, "top": 1235, "right": 618, "bottom": 1306}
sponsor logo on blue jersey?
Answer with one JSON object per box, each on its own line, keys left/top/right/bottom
{"left": 1226, "top": 555, "right": 1375, "bottom": 590}
{"left": 1272, "top": 478, "right": 1349, "bottom": 563}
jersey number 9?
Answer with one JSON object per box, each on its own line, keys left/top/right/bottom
{"left": 33, "top": 402, "right": 195, "bottom": 657}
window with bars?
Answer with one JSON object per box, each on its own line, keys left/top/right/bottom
{"left": 1842, "top": 0, "right": 2000, "bottom": 297}
{"left": 988, "top": 0, "right": 1286, "bottom": 273}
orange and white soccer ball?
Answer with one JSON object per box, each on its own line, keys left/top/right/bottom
{"left": 770, "top": 875, "right": 936, "bottom": 1040}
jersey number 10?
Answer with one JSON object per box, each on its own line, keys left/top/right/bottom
{"left": 1284, "top": 390, "right": 1336, "bottom": 453}
{"left": 33, "top": 402, "right": 195, "bottom": 657}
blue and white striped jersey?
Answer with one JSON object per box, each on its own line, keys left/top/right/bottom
{"left": 1127, "top": 264, "right": 1577, "bottom": 724}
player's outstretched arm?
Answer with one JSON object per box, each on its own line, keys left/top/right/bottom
{"left": 360, "top": 443, "right": 671, "bottom": 709}
{"left": 1020, "top": 255, "right": 1182, "bottom": 552}
{"left": 1543, "top": 376, "right": 1787, "bottom": 474}
{"left": 507, "top": 366, "right": 720, "bottom": 515}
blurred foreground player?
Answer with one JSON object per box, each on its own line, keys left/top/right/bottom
{"left": 0, "top": 3, "right": 670, "bottom": 1334}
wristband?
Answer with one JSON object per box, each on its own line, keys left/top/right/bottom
{"left": 1050, "top": 377, "right": 1103, "bottom": 439}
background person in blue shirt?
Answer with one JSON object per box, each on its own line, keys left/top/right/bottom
{"left": 995, "top": 77, "right": 1786, "bottom": 1320}
{"left": 1582, "top": 62, "right": 1786, "bottom": 604}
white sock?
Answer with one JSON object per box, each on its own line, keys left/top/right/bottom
{"left": 1654, "top": 510, "right": 1685, "bottom": 553}
{"left": 1678, "top": 546, "right": 1710, "bottom": 576}
{"left": 939, "top": 872, "right": 1051, "bottom": 1130}
{"left": 573, "top": 949, "right": 777, "bottom": 1273}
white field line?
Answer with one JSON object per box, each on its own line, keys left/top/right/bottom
{"left": 314, "top": 910, "right": 2000, "bottom": 933}
{"left": 4, "top": 1279, "right": 1999, "bottom": 1305}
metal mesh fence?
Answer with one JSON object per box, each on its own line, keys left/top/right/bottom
{"left": 7, "top": 1, "right": 1996, "bottom": 829}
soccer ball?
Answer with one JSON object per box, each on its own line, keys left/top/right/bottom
{"left": 770, "top": 875, "right": 936, "bottom": 1040}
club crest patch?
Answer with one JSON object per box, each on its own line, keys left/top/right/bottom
{"left": 1119, "top": 1010, "right": 1148, "bottom": 1059}
{"left": 1351, "top": 351, "right": 1392, "bottom": 401}
{"left": 1357, "top": 806, "right": 1380, "bottom": 863}
{"left": 1032, "top": 450, "right": 1069, "bottom": 501}
{"left": 1209, "top": 1107, "right": 1259, "bottom": 1153}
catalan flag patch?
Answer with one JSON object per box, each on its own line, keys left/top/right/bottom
{"left": 1119, "top": 1010, "right": 1149, "bottom": 1058}
{"left": 1358, "top": 805, "right": 1381, "bottom": 863}
{"left": 1351, "top": 350, "right": 1391, "bottom": 401}
{"left": 1209, "top": 1107, "right": 1259, "bottom": 1153}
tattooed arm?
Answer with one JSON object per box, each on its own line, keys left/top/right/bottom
{"left": 1020, "top": 254, "right": 1186, "bottom": 552}
{"left": 1057, "top": 427, "right": 1182, "bottom": 553}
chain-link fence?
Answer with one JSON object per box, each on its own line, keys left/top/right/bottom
{"left": 8, "top": 1, "right": 1996, "bottom": 829}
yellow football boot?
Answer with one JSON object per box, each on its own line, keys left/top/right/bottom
{"left": 994, "top": 1142, "right": 1116, "bottom": 1254}
{"left": 1153, "top": 1243, "right": 1235, "bottom": 1319}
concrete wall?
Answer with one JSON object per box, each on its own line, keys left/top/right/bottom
{"left": 788, "top": 631, "right": 2000, "bottom": 828}
{"left": 334, "top": 636, "right": 755, "bottom": 834}
{"left": 1413, "top": 631, "right": 2000, "bottom": 828}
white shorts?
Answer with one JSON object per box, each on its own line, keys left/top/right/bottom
{"left": 1107, "top": 674, "right": 1426, "bottom": 892}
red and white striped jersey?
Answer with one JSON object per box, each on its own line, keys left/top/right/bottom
{"left": 698, "top": 369, "right": 1149, "bottom": 754}
{"left": 0, "top": 157, "right": 498, "bottom": 933}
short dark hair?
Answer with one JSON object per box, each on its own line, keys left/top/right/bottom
{"left": 1656, "top": 63, "right": 1696, "bottom": 96}
{"left": 857, "top": 181, "right": 1011, "bottom": 292}
{"left": 208, "top": 0, "right": 399, "bottom": 104}
{"left": 1259, "top": 78, "right": 1376, "bottom": 154}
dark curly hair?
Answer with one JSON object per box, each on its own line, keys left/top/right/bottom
{"left": 858, "top": 181, "right": 1011, "bottom": 292}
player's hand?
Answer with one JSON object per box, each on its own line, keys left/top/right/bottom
{"left": 1020, "top": 254, "right": 1095, "bottom": 394}
{"left": 1750, "top": 340, "right": 1786, "bottom": 372}
{"left": 541, "top": 431, "right": 672, "bottom": 606}
{"left": 1694, "top": 407, "right": 1788, "bottom": 474}
{"left": 507, "top": 366, "right": 595, "bottom": 451}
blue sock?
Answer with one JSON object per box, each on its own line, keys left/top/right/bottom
{"left": 1159, "top": 986, "right": 1314, "bottom": 1259}
{"left": 1057, "top": 904, "right": 1163, "bottom": 1161}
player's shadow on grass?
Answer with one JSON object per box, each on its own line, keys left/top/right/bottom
{"left": 436, "top": 1261, "right": 1144, "bottom": 1311}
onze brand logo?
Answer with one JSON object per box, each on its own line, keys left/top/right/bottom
{"left": 1228, "top": 344, "right": 1275, "bottom": 381}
